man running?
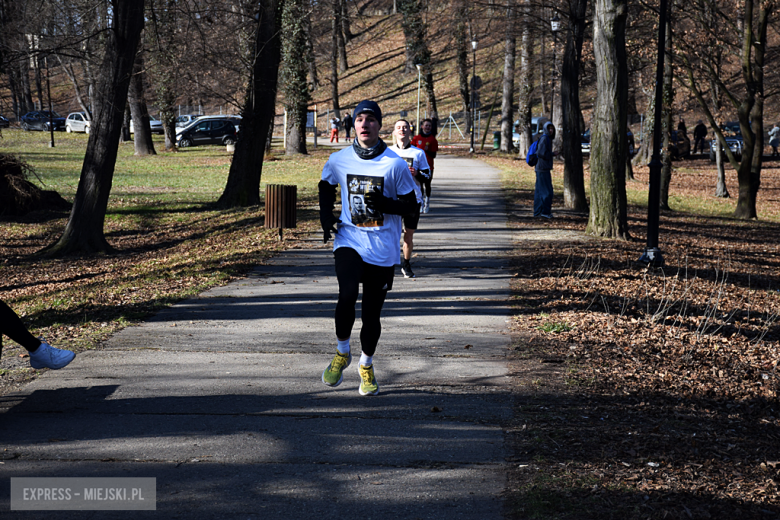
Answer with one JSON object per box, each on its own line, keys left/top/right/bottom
{"left": 319, "top": 100, "right": 417, "bottom": 396}
{"left": 389, "top": 119, "right": 430, "bottom": 278}
{"left": 412, "top": 118, "right": 438, "bottom": 213}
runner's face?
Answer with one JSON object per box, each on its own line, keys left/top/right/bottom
{"left": 394, "top": 121, "right": 410, "bottom": 143}
{"left": 422, "top": 121, "right": 432, "bottom": 134}
{"left": 355, "top": 113, "right": 380, "bottom": 148}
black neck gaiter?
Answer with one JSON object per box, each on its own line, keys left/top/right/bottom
{"left": 353, "top": 138, "right": 387, "bottom": 160}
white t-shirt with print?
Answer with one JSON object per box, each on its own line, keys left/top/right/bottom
{"left": 321, "top": 145, "right": 417, "bottom": 266}
{"left": 388, "top": 144, "right": 430, "bottom": 203}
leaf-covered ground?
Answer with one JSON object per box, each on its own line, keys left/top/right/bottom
{"left": 484, "top": 153, "right": 780, "bottom": 518}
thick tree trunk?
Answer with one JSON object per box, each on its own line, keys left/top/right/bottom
{"left": 128, "top": 51, "right": 156, "bottom": 156}
{"left": 217, "top": 0, "right": 282, "bottom": 208}
{"left": 334, "top": 0, "right": 348, "bottom": 72}
{"left": 714, "top": 138, "right": 729, "bottom": 197}
{"left": 561, "top": 0, "right": 588, "bottom": 212}
{"left": 43, "top": 0, "right": 144, "bottom": 256}
{"left": 500, "top": 0, "right": 516, "bottom": 153}
{"left": 282, "top": 0, "right": 309, "bottom": 155}
{"left": 517, "top": 0, "right": 533, "bottom": 157}
{"left": 587, "top": 0, "right": 629, "bottom": 239}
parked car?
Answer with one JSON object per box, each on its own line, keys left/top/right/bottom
{"left": 0, "top": 114, "right": 10, "bottom": 128}
{"left": 129, "top": 118, "right": 164, "bottom": 134}
{"left": 175, "top": 114, "right": 203, "bottom": 127}
{"left": 175, "top": 117, "right": 237, "bottom": 147}
{"left": 710, "top": 121, "right": 743, "bottom": 162}
{"left": 20, "top": 111, "right": 66, "bottom": 131}
{"left": 65, "top": 112, "right": 91, "bottom": 134}
{"left": 512, "top": 116, "right": 550, "bottom": 148}
{"left": 580, "top": 129, "right": 636, "bottom": 156}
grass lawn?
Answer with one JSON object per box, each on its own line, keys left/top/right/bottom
{"left": 1, "top": 129, "right": 330, "bottom": 391}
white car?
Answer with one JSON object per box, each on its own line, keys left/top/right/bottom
{"left": 175, "top": 114, "right": 203, "bottom": 128}
{"left": 65, "top": 112, "right": 91, "bottom": 134}
{"left": 129, "top": 118, "right": 164, "bottom": 134}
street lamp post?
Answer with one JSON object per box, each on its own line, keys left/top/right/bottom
{"left": 470, "top": 39, "right": 477, "bottom": 153}
{"left": 550, "top": 14, "right": 561, "bottom": 122}
{"left": 415, "top": 63, "right": 422, "bottom": 133}
{"left": 638, "top": 0, "right": 668, "bottom": 267}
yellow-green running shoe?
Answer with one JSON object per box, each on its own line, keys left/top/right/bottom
{"left": 358, "top": 364, "right": 379, "bottom": 396}
{"left": 322, "top": 351, "right": 351, "bottom": 387}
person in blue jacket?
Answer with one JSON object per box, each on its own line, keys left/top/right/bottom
{"left": 534, "top": 121, "right": 558, "bottom": 219}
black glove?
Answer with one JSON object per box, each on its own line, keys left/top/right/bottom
{"left": 365, "top": 187, "right": 418, "bottom": 216}
{"left": 364, "top": 186, "right": 389, "bottom": 213}
{"left": 319, "top": 180, "right": 340, "bottom": 243}
{"left": 321, "top": 214, "right": 340, "bottom": 243}
{"left": 416, "top": 167, "right": 432, "bottom": 182}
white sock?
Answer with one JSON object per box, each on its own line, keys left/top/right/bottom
{"left": 360, "top": 353, "right": 373, "bottom": 366}
{"left": 337, "top": 338, "right": 350, "bottom": 355}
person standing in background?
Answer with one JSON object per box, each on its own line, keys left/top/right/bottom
{"left": 412, "top": 118, "right": 438, "bottom": 213}
{"left": 534, "top": 122, "right": 558, "bottom": 219}
{"left": 343, "top": 112, "right": 353, "bottom": 142}
{"left": 330, "top": 116, "right": 340, "bottom": 143}
{"left": 693, "top": 120, "right": 708, "bottom": 154}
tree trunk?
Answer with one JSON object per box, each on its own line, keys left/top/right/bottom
{"left": 633, "top": 92, "right": 653, "bottom": 166}
{"left": 120, "top": 104, "right": 131, "bottom": 143}
{"left": 714, "top": 138, "right": 729, "bottom": 197}
{"left": 517, "top": 0, "right": 533, "bottom": 157}
{"left": 334, "top": 0, "right": 348, "bottom": 72}
{"left": 128, "top": 50, "right": 156, "bottom": 156}
{"left": 341, "top": 0, "right": 353, "bottom": 43}
{"left": 331, "top": 0, "right": 341, "bottom": 119}
{"left": 281, "top": 0, "right": 309, "bottom": 155}
{"left": 539, "top": 34, "right": 548, "bottom": 117}
{"left": 43, "top": 0, "right": 144, "bottom": 256}
{"left": 455, "top": 0, "right": 471, "bottom": 133}
{"left": 217, "top": 0, "right": 282, "bottom": 208}
{"left": 552, "top": 34, "right": 563, "bottom": 151}
{"left": 424, "top": 68, "right": 438, "bottom": 129}
{"left": 561, "top": 0, "right": 588, "bottom": 212}
{"left": 587, "top": 0, "right": 629, "bottom": 239}
{"left": 500, "top": 0, "right": 516, "bottom": 153}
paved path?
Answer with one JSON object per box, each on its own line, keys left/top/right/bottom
{"left": 0, "top": 156, "right": 514, "bottom": 519}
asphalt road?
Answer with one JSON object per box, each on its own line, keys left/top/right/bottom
{"left": 1, "top": 155, "right": 515, "bottom": 519}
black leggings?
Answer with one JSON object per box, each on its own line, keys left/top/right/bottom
{"left": 334, "top": 248, "right": 394, "bottom": 356}
{"left": 421, "top": 170, "right": 433, "bottom": 198}
{"left": 0, "top": 299, "right": 41, "bottom": 352}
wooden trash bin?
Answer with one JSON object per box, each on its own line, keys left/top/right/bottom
{"left": 264, "top": 184, "right": 297, "bottom": 240}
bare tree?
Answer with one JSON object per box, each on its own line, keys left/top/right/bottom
{"left": 561, "top": 0, "right": 589, "bottom": 212}
{"left": 454, "top": 0, "right": 471, "bottom": 133}
{"left": 44, "top": 0, "right": 145, "bottom": 256}
{"left": 678, "top": 0, "right": 774, "bottom": 218}
{"left": 500, "top": 0, "right": 516, "bottom": 152}
{"left": 516, "top": 0, "right": 534, "bottom": 156}
{"left": 587, "top": 0, "right": 629, "bottom": 239}
{"left": 128, "top": 48, "right": 156, "bottom": 156}
{"left": 217, "top": 0, "right": 282, "bottom": 208}
{"left": 281, "top": 0, "right": 310, "bottom": 154}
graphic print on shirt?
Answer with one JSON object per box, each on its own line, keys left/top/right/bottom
{"left": 348, "top": 174, "right": 385, "bottom": 227}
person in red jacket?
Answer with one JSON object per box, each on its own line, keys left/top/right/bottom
{"left": 412, "top": 118, "right": 438, "bottom": 213}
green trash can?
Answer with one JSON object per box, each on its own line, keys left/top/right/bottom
{"left": 493, "top": 131, "right": 501, "bottom": 150}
